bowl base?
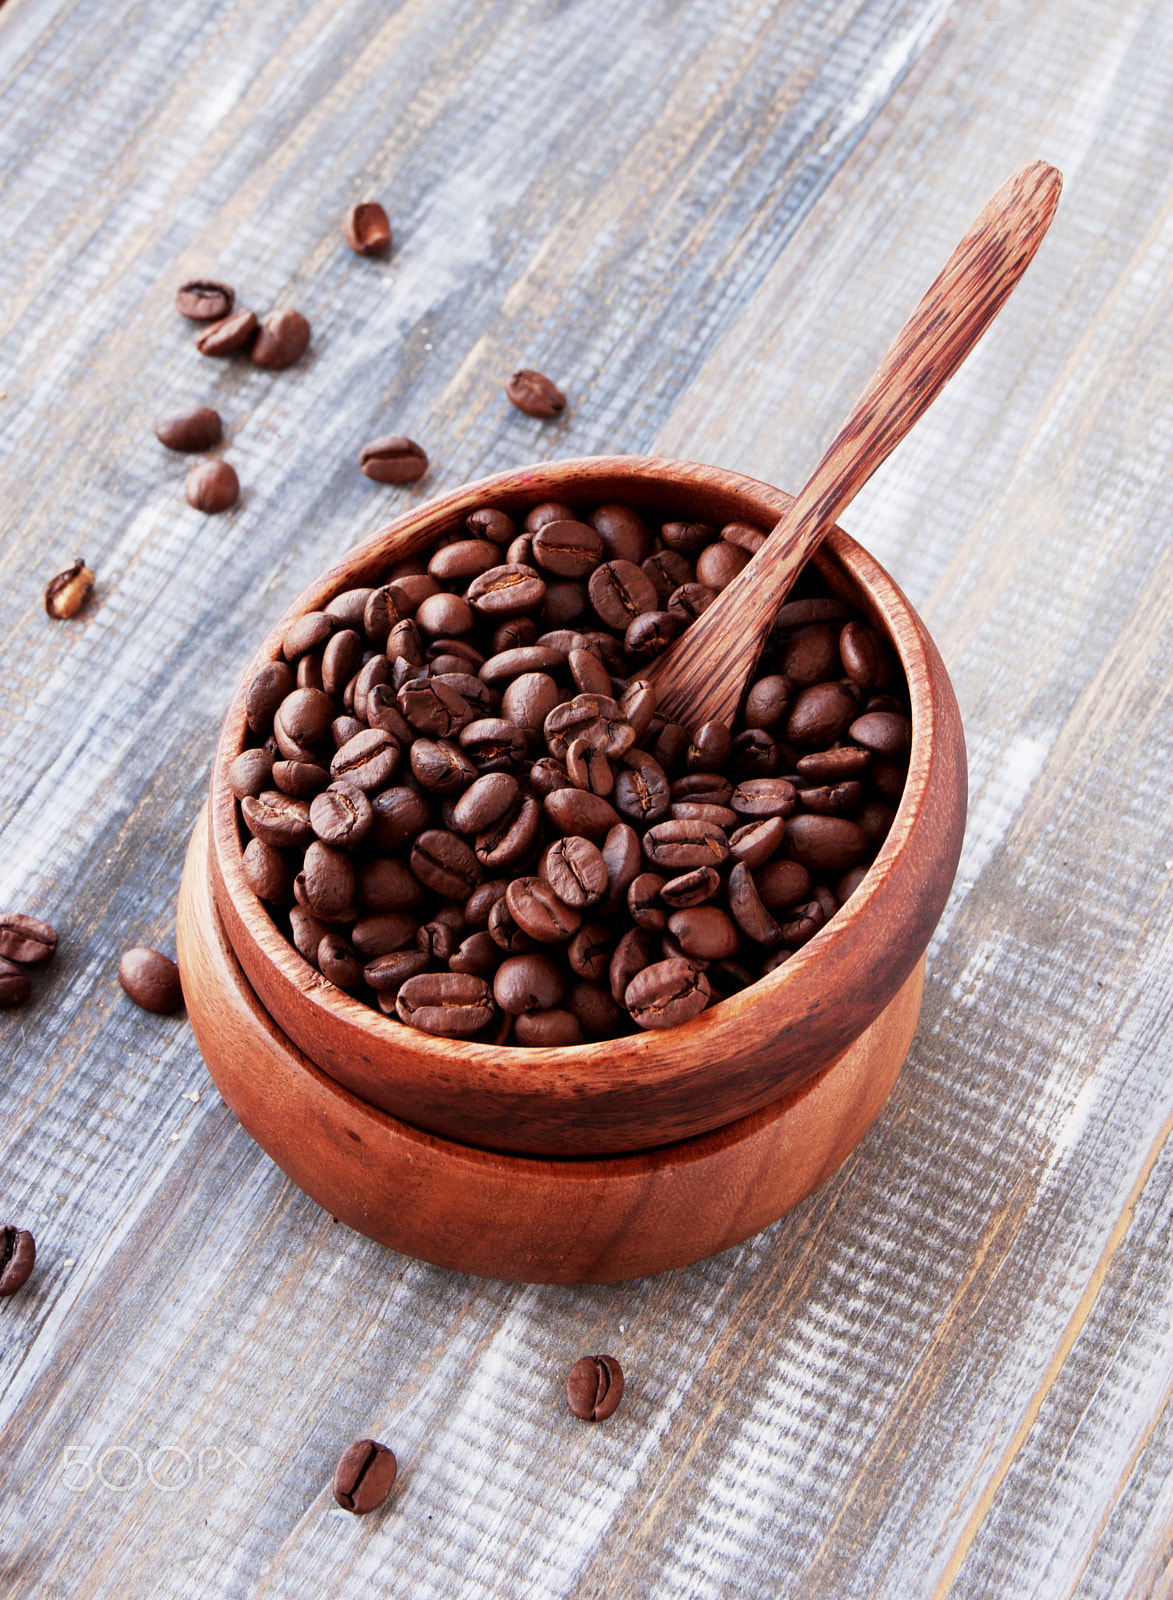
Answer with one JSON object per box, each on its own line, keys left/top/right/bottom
{"left": 178, "top": 805, "right": 922, "bottom": 1283}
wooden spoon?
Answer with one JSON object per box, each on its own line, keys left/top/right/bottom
{"left": 646, "top": 159, "right": 1062, "bottom": 731}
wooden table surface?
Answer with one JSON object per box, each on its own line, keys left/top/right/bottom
{"left": 3, "top": 0, "right": 1172, "bottom": 1594}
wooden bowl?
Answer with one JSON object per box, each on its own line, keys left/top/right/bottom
{"left": 180, "top": 804, "right": 922, "bottom": 1283}
{"left": 205, "top": 456, "right": 966, "bottom": 1157}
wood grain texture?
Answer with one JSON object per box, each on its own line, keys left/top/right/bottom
{"left": 648, "top": 160, "right": 1061, "bottom": 729}
{"left": 2, "top": 0, "right": 1173, "bottom": 1594}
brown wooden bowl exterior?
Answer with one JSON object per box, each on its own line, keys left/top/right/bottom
{"left": 181, "top": 805, "right": 922, "bottom": 1283}
{"left": 208, "top": 456, "right": 966, "bottom": 1157}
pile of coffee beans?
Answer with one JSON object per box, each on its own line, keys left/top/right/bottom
{"left": 0, "top": 913, "right": 59, "bottom": 1006}
{"left": 230, "top": 497, "right": 911, "bottom": 1043}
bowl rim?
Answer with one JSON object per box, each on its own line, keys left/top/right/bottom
{"left": 208, "top": 454, "right": 966, "bottom": 1155}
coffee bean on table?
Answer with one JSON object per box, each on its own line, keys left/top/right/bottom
{"left": 186, "top": 459, "right": 239, "bottom": 513}
{"left": 0, "top": 1227, "right": 36, "bottom": 1296}
{"left": 359, "top": 437, "right": 428, "bottom": 484}
{"left": 506, "top": 369, "right": 566, "bottom": 418}
{"left": 0, "top": 914, "right": 58, "bottom": 964}
{"left": 343, "top": 202, "right": 392, "bottom": 257}
{"left": 195, "top": 309, "right": 258, "bottom": 356}
{"left": 155, "top": 406, "right": 223, "bottom": 452}
{"left": 251, "top": 309, "right": 311, "bottom": 369}
{"left": 332, "top": 1439, "right": 397, "bottom": 1514}
{"left": 566, "top": 1354, "right": 624, "bottom": 1421}
{"left": 44, "top": 559, "right": 94, "bottom": 619}
{"left": 175, "top": 279, "right": 234, "bottom": 320}
{"left": 0, "top": 958, "right": 32, "bottom": 1007}
{"left": 118, "top": 948, "right": 183, "bottom": 1013}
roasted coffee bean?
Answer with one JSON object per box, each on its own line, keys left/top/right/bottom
{"left": 625, "top": 610, "right": 682, "bottom": 660}
{"left": 493, "top": 953, "right": 564, "bottom": 1013}
{"left": 589, "top": 504, "right": 648, "bottom": 564}
{"left": 283, "top": 612, "right": 336, "bottom": 662}
{"left": 563, "top": 923, "right": 608, "bottom": 982}
{"left": 411, "top": 830, "right": 482, "bottom": 898}
{"left": 783, "top": 814, "right": 869, "bottom": 872}
{"left": 544, "top": 787, "right": 620, "bottom": 841}
{"left": 175, "top": 279, "right": 234, "bottom": 320}
{"left": 660, "top": 520, "right": 712, "bottom": 556}
{"left": 686, "top": 720, "right": 732, "bottom": 772}
{"left": 777, "top": 900, "right": 826, "bottom": 948}
{"left": 671, "top": 771, "right": 733, "bottom": 805}
{"left": 0, "top": 958, "right": 31, "bottom": 1006}
{"left": 728, "top": 816, "right": 787, "bottom": 869}
{"left": 277, "top": 687, "right": 334, "bottom": 749}
{"left": 539, "top": 580, "right": 585, "bottom": 628}
{"left": 506, "top": 369, "right": 566, "bottom": 418}
{"left": 642, "top": 819, "right": 728, "bottom": 871}
{"left": 410, "top": 738, "right": 477, "bottom": 793}
{"left": 195, "top": 308, "right": 257, "bottom": 355}
{"left": 795, "top": 746, "right": 871, "bottom": 782}
{"left": 475, "top": 796, "right": 540, "bottom": 870}
{"left": 754, "top": 858, "right": 812, "bottom": 911}
{"left": 287, "top": 905, "right": 329, "bottom": 965}
{"left": 118, "top": 947, "right": 182, "bottom": 1012}
{"left": 660, "top": 867, "right": 720, "bottom": 909}
{"left": 487, "top": 896, "right": 533, "bottom": 953}
{"left": 272, "top": 759, "right": 329, "bottom": 798}
{"left": 333, "top": 1439, "right": 398, "bottom": 1514}
{"left": 707, "top": 959, "right": 757, "bottom": 998}
{"left": 241, "top": 838, "right": 292, "bottom": 902}
{"left": 532, "top": 520, "right": 603, "bottom": 578}
{"left": 389, "top": 576, "right": 438, "bottom": 619}
{"left": 350, "top": 913, "right": 418, "bottom": 959}
{"left": 627, "top": 872, "right": 668, "bottom": 930}
{"left": 744, "top": 675, "right": 791, "bottom": 730}
{"left": 542, "top": 836, "right": 608, "bottom": 908}
{"left": 344, "top": 201, "right": 392, "bottom": 256}
{"left": 798, "top": 781, "right": 862, "bottom": 816}
{"left": 44, "top": 558, "right": 94, "bottom": 619}
{"left": 695, "top": 541, "right": 749, "bottom": 589}
{"left": 318, "top": 934, "right": 363, "bottom": 990}
{"left": 416, "top": 593, "right": 475, "bottom": 638}
{"left": 448, "top": 930, "right": 500, "bottom": 976}
{"left": 429, "top": 541, "right": 502, "bottom": 582}
{"left": 465, "top": 880, "right": 509, "bottom": 925}
{"left": 460, "top": 717, "right": 528, "bottom": 770}
{"left": 414, "top": 920, "right": 456, "bottom": 963}
{"left": 246, "top": 661, "right": 295, "bottom": 735}
{"left": 849, "top": 711, "right": 912, "bottom": 759}
{"left": 730, "top": 778, "right": 797, "bottom": 819}
{"left": 186, "top": 458, "right": 239, "bottom": 513}
{"left": 667, "top": 582, "right": 718, "bottom": 621}
{"left": 489, "top": 617, "right": 536, "bottom": 654}
{"left": 479, "top": 645, "right": 565, "bottom": 686}
{"left": 370, "top": 788, "right": 430, "bottom": 851}
{"left": 837, "top": 865, "right": 870, "bottom": 901}
{"left": 568, "top": 647, "right": 613, "bottom": 696}
{"left": 566, "top": 1354, "right": 624, "bottom": 1421}
{"left": 729, "top": 729, "right": 779, "bottom": 779}
{"left": 565, "top": 979, "right": 624, "bottom": 1037}
{"left": 667, "top": 906, "right": 738, "bottom": 960}
{"left": 467, "top": 507, "right": 515, "bottom": 543}
{"left": 0, "top": 1228, "right": 36, "bottom": 1296}
{"left": 155, "top": 405, "right": 222, "bottom": 452}
{"left": 296, "top": 653, "right": 325, "bottom": 693}
{"left": 331, "top": 728, "right": 400, "bottom": 791}
{"left": 396, "top": 971, "right": 494, "bottom": 1037}
{"left": 720, "top": 521, "right": 768, "bottom": 554}
{"left": 565, "top": 737, "right": 613, "bottom": 796}
{"left": 786, "top": 682, "right": 857, "bottom": 748}
{"left": 870, "top": 758, "right": 908, "bottom": 802}
{"left": 321, "top": 629, "right": 363, "bottom": 697}
{"left": 625, "top": 959, "right": 711, "bottom": 1030}
{"left": 251, "top": 308, "right": 310, "bottom": 369}
{"left": 527, "top": 756, "right": 572, "bottom": 797}
{"left": 502, "top": 673, "right": 561, "bottom": 741}
{"left": 0, "top": 913, "right": 57, "bottom": 964}
{"left": 242, "top": 791, "right": 314, "bottom": 847}
{"left": 300, "top": 841, "right": 354, "bottom": 917}
{"left": 514, "top": 1009, "right": 582, "bottom": 1045}
{"left": 363, "top": 949, "right": 430, "bottom": 994}
{"left": 310, "top": 783, "right": 373, "bottom": 846}
{"left": 588, "top": 560, "right": 658, "bottom": 629}
{"left": 609, "top": 926, "right": 653, "bottom": 1004}
{"left": 727, "top": 862, "right": 782, "bottom": 946}
{"left": 840, "top": 620, "right": 891, "bottom": 688}
{"left": 856, "top": 800, "right": 896, "bottom": 844}
{"left": 357, "top": 434, "right": 427, "bottom": 484}
{"left": 524, "top": 501, "right": 575, "bottom": 533}
{"left": 506, "top": 877, "right": 580, "bottom": 943}
{"left": 467, "top": 563, "right": 546, "bottom": 616}
{"left": 641, "top": 550, "right": 693, "bottom": 605}
{"left": 669, "top": 802, "right": 737, "bottom": 830}
{"left": 778, "top": 623, "right": 842, "bottom": 686}
{"left": 453, "top": 773, "right": 519, "bottom": 832}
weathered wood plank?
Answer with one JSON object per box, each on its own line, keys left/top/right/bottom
{"left": 2, "top": 0, "right": 1173, "bottom": 1594}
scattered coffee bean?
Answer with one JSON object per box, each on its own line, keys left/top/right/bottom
{"left": 44, "top": 559, "right": 94, "bottom": 619}
{"left": 155, "top": 405, "right": 223, "bottom": 452}
{"left": 359, "top": 436, "right": 428, "bottom": 484}
{"left": 332, "top": 1439, "right": 397, "bottom": 1514}
{"left": 566, "top": 1354, "right": 624, "bottom": 1421}
{"left": 343, "top": 202, "right": 392, "bottom": 257}
{"left": 185, "top": 458, "right": 239, "bottom": 513}
{"left": 230, "top": 489, "right": 912, "bottom": 1040}
{"left": 506, "top": 369, "right": 567, "bottom": 418}
{"left": 0, "top": 958, "right": 32, "bottom": 1006}
{"left": 175, "top": 279, "right": 234, "bottom": 320}
{"left": 195, "top": 309, "right": 258, "bottom": 356}
{"left": 251, "top": 309, "right": 311, "bottom": 369}
{"left": 0, "top": 1227, "right": 36, "bottom": 1296}
{"left": 118, "top": 948, "right": 183, "bottom": 1013}
{"left": 0, "top": 913, "right": 57, "bottom": 964}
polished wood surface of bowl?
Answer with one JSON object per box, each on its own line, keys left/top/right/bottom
{"left": 181, "top": 805, "right": 922, "bottom": 1283}
{"left": 207, "top": 457, "right": 965, "bottom": 1157}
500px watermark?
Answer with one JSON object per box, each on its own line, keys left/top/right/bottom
{"left": 62, "top": 1443, "right": 248, "bottom": 1493}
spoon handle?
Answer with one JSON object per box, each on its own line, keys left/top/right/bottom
{"left": 647, "top": 160, "right": 1062, "bottom": 731}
